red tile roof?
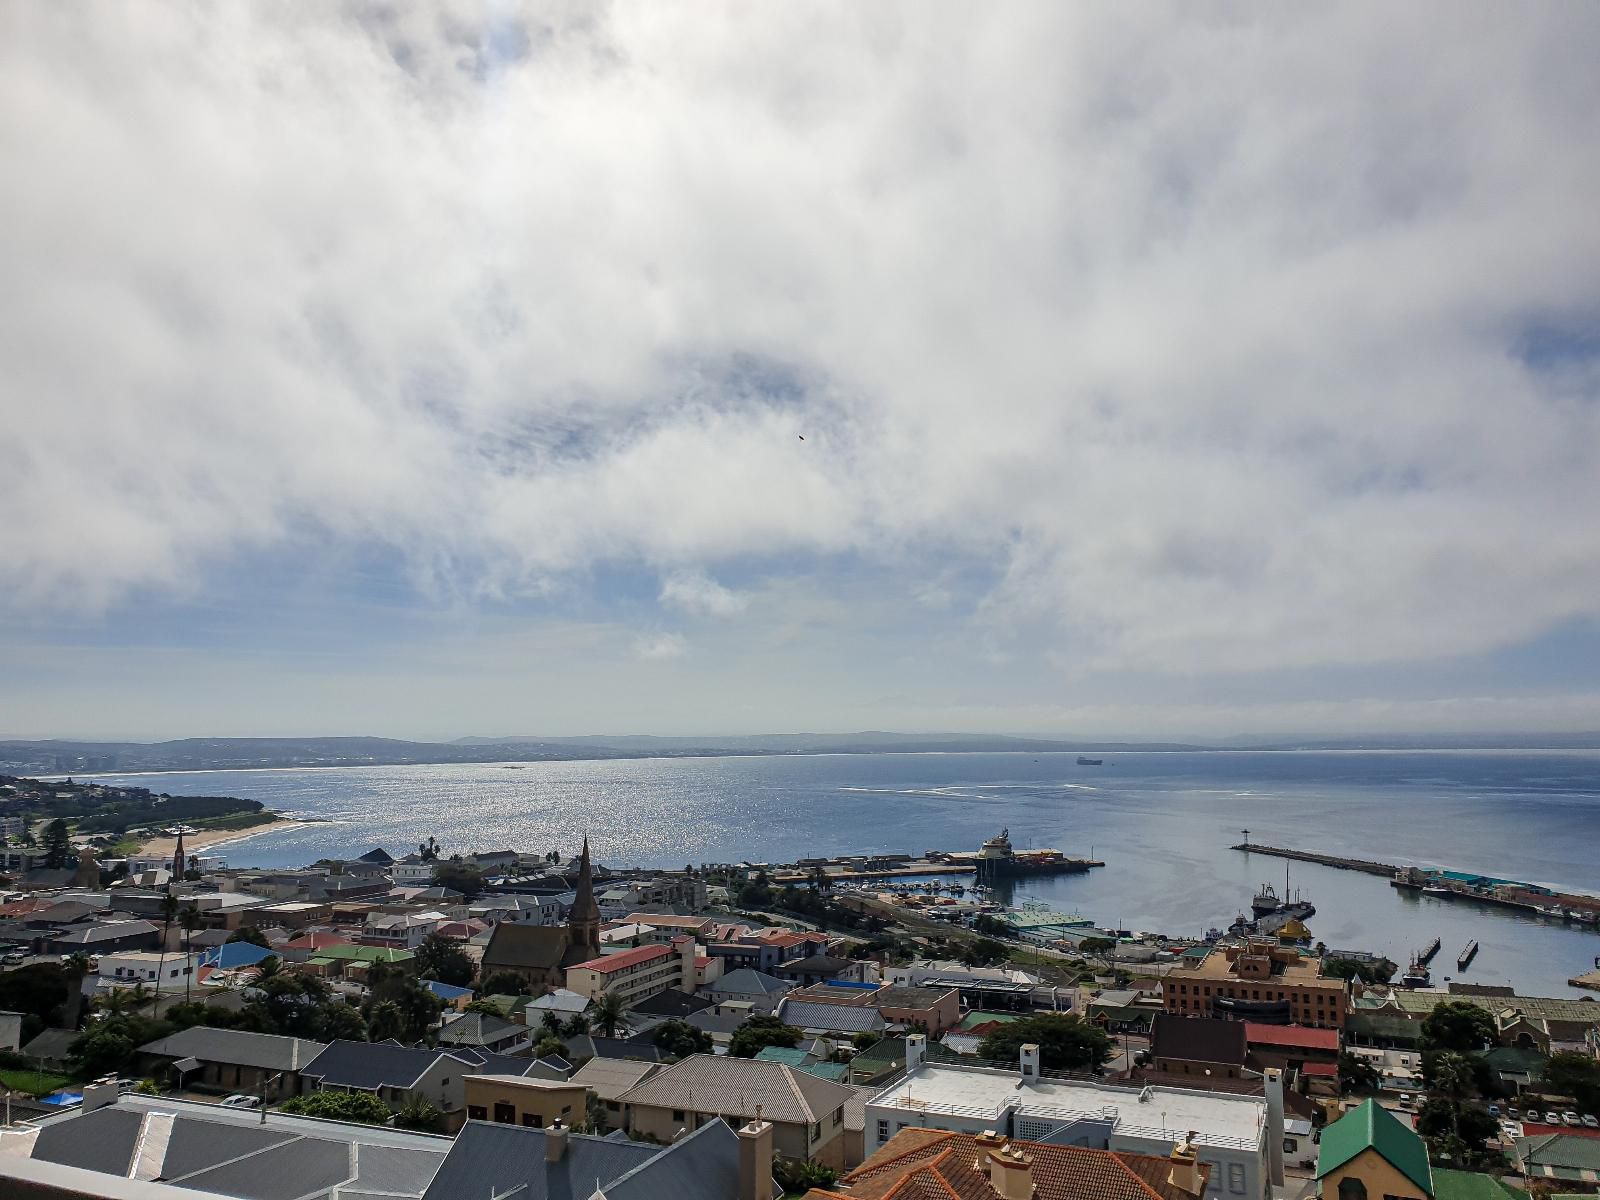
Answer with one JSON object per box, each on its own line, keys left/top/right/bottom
{"left": 1245, "top": 1022, "right": 1340, "bottom": 1051}
{"left": 573, "top": 943, "right": 673, "bottom": 974}
{"left": 1301, "top": 1062, "right": 1338, "bottom": 1077}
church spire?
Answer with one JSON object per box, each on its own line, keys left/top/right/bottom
{"left": 569, "top": 837, "right": 600, "bottom": 956}
{"left": 171, "top": 827, "right": 186, "bottom": 889}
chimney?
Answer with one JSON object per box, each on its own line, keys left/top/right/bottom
{"left": 546, "top": 1119, "right": 569, "bottom": 1163}
{"left": 1168, "top": 1132, "right": 1204, "bottom": 1197}
{"left": 906, "top": 1032, "right": 926, "bottom": 1071}
{"left": 1263, "top": 1068, "right": 1285, "bottom": 1186}
{"left": 82, "top": 1077, "right": 121, "bottom": 1114}
{"left": 1019, "top": 1043, "right": 1041, "bottom": 1080}
{"left": 986, "top": 1143, "right": 1036, "bottom": 1200}
{"left": 738, "top": 1113, "right": 775, "bottom": 1200}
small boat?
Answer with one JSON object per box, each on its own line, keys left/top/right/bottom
{"left": 1457, "top": 939, "right": 1479, "bottom": 969}
{"left": 1252, "top": 883, "right": 1282, "bottom": 917}
{"left": 1422, "top": 885, "right": 1451, "bottom": 896}
{"left": 1400, "top": 955, "right": 1432, "bottom": 988}
{"left": 1076, "top": 756, "right": 1103, "bottom": 766}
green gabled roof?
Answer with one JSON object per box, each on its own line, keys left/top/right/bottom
{"left": 1431, "top": 1170, "right": 1527, "bottom": 1200}
{"left": 1317, "top": 1100, "right": 1434, "bottom": 1198}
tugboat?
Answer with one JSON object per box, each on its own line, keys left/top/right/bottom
{"left": 1252, "top": 883, "right": 1282, "bottom": 918}
{"left": 1400, "top": 954, "right": 1433, "bottom": 988}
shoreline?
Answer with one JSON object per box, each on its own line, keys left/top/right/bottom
{"left": 135, "top": 816, "right": 308, "bottom": 858}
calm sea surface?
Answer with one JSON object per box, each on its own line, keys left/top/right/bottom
{"left": 81, "top": 750, "right": 1600, "bottom": 996}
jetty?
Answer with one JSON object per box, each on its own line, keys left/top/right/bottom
{"left": 1231, "top": 842, "right": 1396, "bottom": 877}
{"left": 1570, "top": 965, "right": 1600, "bottom": 993}
{"left": 1457, "top": 939, "right": 1479, "bottom": 970}
{"left": 1418, "top": 936, "right": 1440, "bottom": 964}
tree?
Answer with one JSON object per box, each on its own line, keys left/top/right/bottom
{"left": 281, "top": 1091, "right": 392, "bottom": 1124}
{"left": 366, "top": 1000, "right": 406, "bottom": 1043}
{"left": 1079, "top": 937, "right": 1116, "bottom": 956}
{"left": 959, "top": 938, "right": 1010, "bottom": 968}
{"left": 179, "top": 903, "right": 203, "bottom": 1003}
{"left": 1545, "top": 1051, "right": 1600, "bottom": 1113}
{"left": 592, "top": 992, "right": 626, "bottom": 1038}
{"left": 774, "top": 1158, "right": 837, "bottom": 1195}
{"left": 562, "top": 1013, "right": 591, "bottom": 1037}
{"left": 653, "top": 1019, "right": 713, "bottom": 1060}
{"left": 971, "top": 914, "right": 1012, "bottom": 939}
{"left": 729, "top": 1014, "right": 801, "bottom": 1059}
{"left": 465, "top": 998, "right": 506, "bottom": 1018}
{"left": 363, "top": 963, "right": 444, "bottom": 1042}
{"left": 1322, "top": 957, "right": 1396, "bottom": 985}
{"left": 1417, "top": 1098, "right": 1498, "bottom": 1167}
{"left": 1421, "top": 1051, "right": 1476, "bottom": 1100}
{"left": 976, "top": 1013, "right": 1111, "bottom": 1073}
{"left": 1421, "top": 1001, "right": 1496, "bottom": 1053}
{"left": 479, "top": 971, "right": 530, "bottom": 998}
{"left": 68, "top": 1025, "right": 136, "bottom": 1077}
{"left": 539, "top": 1010, "right": 565, "bottom": 1037}
{"left": 228, "top": 927, "right": 269, "bottom": 947}
{"left": 535, "top": 1035, "right": 567, "bottom": 1060}
{"left": 430, "top": 862, "right": 484, "bottom": 899}
{"left": 413, "top": 934, "right": 474, "bottom": 987}
{"left": 42, "top": 819, "right": 73, "bottom": 869}
{"left": 1337, "top": 1051, "right": 1381, "bottom": 1095}
{"left": 852, "top": 1031, "right": 881, "bottom": 1052}
{"left": 393, "top": 1093, "right": 446, "bottom": 1132}
{"left": 245, "top": 971, "right": 331, "bottom": 1039}
{"left": 417, "top": 836, "right": 440, "bottom": 863}
{"left": 0, "top": 962, "right": 73, "bottom": 1030}
{"left": 737, "top": 871, "right": 773, "bottom": 909}
{"left": 317, "top": 1003, "right": 369, "bottom": 1042}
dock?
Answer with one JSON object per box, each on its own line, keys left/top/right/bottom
{"left": 1457, "top": 939, "right": 1479, "bottom": 970}
{"left": 1418, "top": 936, "right": 1440, "bottom": 964}
{"left": 1569, "top": 968, "right": 1600, "bottom": 993}
{"left": 1231, "top": 843, "right": 1396, "bottom": 876}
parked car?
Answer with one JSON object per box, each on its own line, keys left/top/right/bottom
{"left": 1524, "top": 1110, "right": 1543, "bottom": 1123}
{"left": 1, "top": 953, "right": 23, "bottom": 965}
{"left": 1500, "top": 1120, "right": 1521, "bottom": 1139}
{"left": 219, "top": 1095, "right": 260, "bottom": 1109}
{"left": 1561, "top": 1112, "right": 1581, "bottom": 1127}
{"left": 1582, "top": 1114, "right": 1599, "bottom": 1129}
{"left": 1397, "top": 1094, "right": 1413, "bottom": 1111}
{"left": 1507, "top": 1107, "right": 1520, "bottom": 1120}
{"left": 1487, "top": 1104, "right": 1501, "bottom": 1117}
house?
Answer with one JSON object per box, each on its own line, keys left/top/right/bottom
{"left": 784, "top": 981, "right": 962, "bottom": 1036}
{"left": 136, "top": 1027, "right": 327, "bottom": 1100}
{"left": 804, "top": 1128, "right": 1213, "bottom": 1200}
{"left": 97, "top": 949, "right": 205, "bottom": 992}
{"left": 866, "top": 1035, "right": 1279, "bottom": 1199}
{"left": 1244, "top": 1022, "right": 1341, "bottom": 1073}
{"left": 628, "top": 986, "right": 713, "bottom": 1021}
{"left": 463, "top": 1074, "right": 587, "bottom": 1127}
{"left": 0, "top": 1091, "right": 449, "bottom": 1198}
{"left": 755, "top": 1046, "right": 850, "bottom": 1084}
{"left": 477, "top": 841, "right": 603, "bottom": 993}
{"left": 562, "top": 1034, "right": 663, "bottom": 1065}
{"left": 299, "top": 1040, "right": 476, "bottom": 1128}
{"left": 301, "top": 942, "right": 415, "bottom": 981}
{"left": 565, "top": 937, "right": 699, "bottom": 1004}
{"left": 569, "top": 1056, "right": 662, "bottom": 1131}
{"left": 887, "top": 959, "right": 1044, "bottom": 1012}
{"left": 700, "top": 968, "right": 794, "bottom": 1015}
{"left": 361, "top": 910, "right": 442, "bottom": 950}
{"left": 617, "top": 1052, "right": 859, "bottom": 1168}
{"left": 437, "top": 1010, "right": 532, "bottom": 1055}
{"left": 48, "top": 918, "right": 160, "bottom": 956}
{"left": 1150, "top": 1014, "right": 1251, "bottom": 1079}
{"left": 779, "top": 997, "right": 888, "bottom": 1040}
{"left": 687, "top": 1006, "right": 752, "bottom": 1053}
{"left": 1512, "top": 1132, "right": 1600, "bottom": 1184}
{"left": 419, "top": 1115, "right": 773, "bottom": 1200}
{"left": 1165, "top": 940, "right": 1350, "bottom": 1029}
{"left": 527, "top": 987, "right": 592, "bottom": 1020}
{"left": 1316, "top": 1099, "right": 1434, "bottom": 1200}
{"left": 424, "top": 978, "right": 475, "bottom": 1011}
{"left": 773, "top": 954, "right": 866, "bottom": 987}
{"left": 391, "top": 854, "right": 437, "bottom": 886}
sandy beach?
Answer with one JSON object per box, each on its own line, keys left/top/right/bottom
{"left": 136, "top": 816, "right": 306, "bottom": 858}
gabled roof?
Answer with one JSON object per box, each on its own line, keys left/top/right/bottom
{"left": 814, "top": 1128, "right": 1216, "bottom": 1200}
{"left": 438, "top": 1011, "right": 524, "bottom": 1046}
{"left": 706, "top": 968, "right": 792, "bottom": 995}
{"left": 1517, "top": 1132, "right": 1600, "bottom": 1171}
{"left": 773, "top": 953, "right": 855, "bottom": 977}
{"left": 779, "top": 999, "right": 886, "bottom": 1034}
{"left": 1318, "top": 1099, "right": 1434, "bottom": 1197}
{"left": 1244, "top": 1022, "right": 1340, "bottom": 1051}
{"left": 138, "top": 1027, "right": 327, "bottom": 1073}
{"left": 631, "top": 988, "right": 713, "bottom": 1018}
{"left": 482, "top": 921, "right": 569, "bottom": 970}
{"left": 1151, "top": 1014, "right": 1249, "bottom": 1066}
{"left": 615, "top": 1053, "right": 855, "bottom": 1126}
{"left": 571, "top": 1056, "right": 661, "bottom": 1100}
{"left": 300, "top": 1040, "right": 454, "bottom": 1091}
{"left": 563, "top": 1034, "right": 663, "bottom": 1063}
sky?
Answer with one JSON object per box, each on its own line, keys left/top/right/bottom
{"left": 3, "top": 4, "right": 1600, "bottom": 742}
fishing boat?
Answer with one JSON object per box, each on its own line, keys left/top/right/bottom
{"left": 1076, "top": 756, "right": 1103, "bottom": 766}
{"left": 1400, "top": 954, "right": 1433, "bottom": 988}
{"left": 1457, "top": 939, "right": 1479, "bottom": 969}
{"left": 1252, "top": 883, "right": 1282, "bottom": 917}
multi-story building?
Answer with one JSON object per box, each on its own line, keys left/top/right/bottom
{"left": 565, "top": 936, "right": 699, "bottom": 1005}
{"left": 1163, "top": 940, "right": 1350, "bottom": 1029}
{"left": 97, "top": 949, "right": 206, "bottom": 991}
{"left": 864, "top": 1035, "right": 1282, "bottom": 1200}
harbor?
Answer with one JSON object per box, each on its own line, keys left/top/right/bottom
{"left": 769, "top": 827, "right": 1105, "bottom": 887}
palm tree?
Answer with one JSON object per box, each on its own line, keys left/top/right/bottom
{"left": 593, "top": 992, "right": 626, "bottom": 1038}
{"left": 418, "top": 836, "right": 440, "bottom": 863}
{"left": 178, "top": 904, "right": 202, "bottom": 1003}
{"left": 157, "top": 892, "right": 179, "bottom": 1000}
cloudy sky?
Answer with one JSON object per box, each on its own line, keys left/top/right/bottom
{"left": 4, "top": 3, "right": 1600, "bottom": 742}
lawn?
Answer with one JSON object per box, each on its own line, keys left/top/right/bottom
{"left": 0, "top": 1068, "right": 74, "bottom": 1097}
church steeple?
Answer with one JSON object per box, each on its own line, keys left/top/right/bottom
{"left": 170, "top": 828, "right": 186, "bottom": 889}
{"left": 568, "top": 838, "right": 600, "bottom": 957}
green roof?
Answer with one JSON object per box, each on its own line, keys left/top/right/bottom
{"left": 799, "top": 1061, "right": 848, "bottom": 1082}
{"left": 1317, "top": 1100, "right": 1434, "bottom": 1198}
{"left": 308, "top": 944, "right": 415, "bottom": 963}
{"left": 958, "top": 1011, "right": 1026, "bottom": 1030}
{"left": 1432, "top": 1170, "right": 1526, "bottom": 1200}
{"left": 754, "top": 1047, "right": 810, "bottom": 1068}
{"left": 1517, "top": 1133, "right": 1600, "bottom": 1173}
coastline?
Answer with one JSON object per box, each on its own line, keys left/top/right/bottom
{"left": 136, "top": 816, "right": 307, "bottom": 858}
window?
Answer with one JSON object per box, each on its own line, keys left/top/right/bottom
{"left": 1227, "top": 1164, "right": 1246, "bottom": 1194}
{"left": 493, "top": 1102, "right": 516, "bottom": 1124}
{"left": 468, "top": 1105, "right": 488, "bottom": 1121}
{"left": 522, "top": 1113, "right": 542, "bottom": 1127}
{"left": 1338, "top": 1179, "right": 1368, "bottom": 1200}
{"left": 672, "top": 1109, "right": 685, "bottom": 1122}
{"left": 1283, "top": 1139, "right": 1297, "bottom": 1153}
{"left": 877, "top": 1120, "right": 890, "bottom": 1142}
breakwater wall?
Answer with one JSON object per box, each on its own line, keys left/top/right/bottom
{"left": 1231, "top": 843, "right": 1397, "bottom": 877}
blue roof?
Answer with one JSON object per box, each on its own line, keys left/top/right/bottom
{"left": 424, "top": 979, "right": 474, "bottom": 1001}
{"left": 199, "top": 942, "right": 276, "bottom": 970}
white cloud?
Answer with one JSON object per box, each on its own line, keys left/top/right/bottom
{"left": 633, "top": 633, "right": 689, "bottom": 661}
{"left": 1, "top": 1, "right": 1598, "bottom": 707}
{"left": 659, "top": 571, "right": 749, "bottom": 619}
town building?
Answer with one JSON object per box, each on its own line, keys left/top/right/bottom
{"left": 1512, "top": 1131, "right": 1600, "bottom": 1185}
{"left": 1150, "top": 1014, "right": 1251, "bottom": 1079}
{"left": 783, "top": 980, "right": 963, "bottom": 1036}
{"left": 616, "top": 1052, "right": 859, "bottom": 1168}
{"left": 1164, "top": 940, "right": 1350, "bottom": 1028}
{"left": 1347, "top": 987, "right": 1600, "bottom": 1051}
{"left": 97, "top": 949, "right": 205, "bottom": 991}
{"left": 478, "top": 839, "right": 603, "bottom": 991}
{"left": 135, "top": 1027, "right": 326, "bottom": 1100}
{"left": 1315, "top": 1099, "right": 1434, "bottom": 1200}
{"left": 437, "top": 1010, "right": 532, "bottom": 1055}
{"left": 774, "top": 954, "right": 868, "bottom": 987}
{"left": 463, "top": 1074, "right": 586, "bottom": 1128}
{"left": 1244, "top": 1022, "right": 1341, "bottom": 1073}
{"left": 565, "top": 936, "right": 699, "bottom": 1004}
{"left": 699, "top": 967, "right": 795, "bottom": 1015}
{"left": 865, "top": 1035, "right": 1279, "bottom": 1200}
{"left": 888, "top": 959, "right": 1044, "bottom": 1011}
{"left": 805, "top": 1128, "right": 1212, "bottom": 1200}
{"left": 569, "top": 1056, "right": 662, "bottom": 1131}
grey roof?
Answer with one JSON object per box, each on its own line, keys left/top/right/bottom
{"left": 50, "top": 918, "right": 159, "bottom": 943}
{"left": 778, "top": 999, "right": 886, "bottom": 1034}
{"left": 563, "top": 1034, "right": 662, "bottom": 1063}
{"left": 569, "top": 1056, "right": 660, "bottom": 1101}
{"left": 686, "top": 1009, "right": 749, "bottom": 1036}
{"left": 773, "top": 953, "right": 855, "bottom": 977}
{"left": 615, "top": 1053, "right": 857, "bottom": 1126}
{"left": 437, "top": 1010, "right": 522, "bottom": 1045}
{"left": 603, "top": 1118, "right": 744, "bottom": 1200}
{"left": 21, "top": 1027, "right": 79, "bottom": 1062}
{"left": 630, "top": 987, "right": 713, "bottom": 1018}
{"left": 139, "top": 1026, "right": 328, "bottom": 1073}
{"left": 527, "top": 988, "right": 592, "bottom": 1014}
{"left": 26, "top": 1096, "right": 448, "bottom": 1200}
{"left": 705, "top": 968, "right": 792, "bottom": 995}
{"left": 300, "top": 1039, "right": 451, "bottom": 1090}
{"left": 421, "top": 1121, "right": 657, "bottom": 1200}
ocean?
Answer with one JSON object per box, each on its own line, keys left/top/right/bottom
{"left": 80, "top": 749, "right": 1600, "bottom": 996}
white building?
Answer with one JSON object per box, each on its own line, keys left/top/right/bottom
{"left": 865, "top": 1036, "right": 1279, "bottom": 1200}
{"left": 389, "top": 856, "right": 436, "bottom": 886}
{"left": 97, "top": 950, "right": 206, "bottom": 992}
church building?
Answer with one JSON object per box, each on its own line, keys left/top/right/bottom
{"left": 478, "top": 839, "right": 603, "bottom": 992}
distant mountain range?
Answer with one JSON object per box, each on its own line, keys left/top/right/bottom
{"left": 3, "top": 730, "right": 1597, "bottom": 774}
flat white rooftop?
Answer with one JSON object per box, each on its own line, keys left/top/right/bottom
{"left": 870, "top": 1063, "right": 1264, "bottom": 1151}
